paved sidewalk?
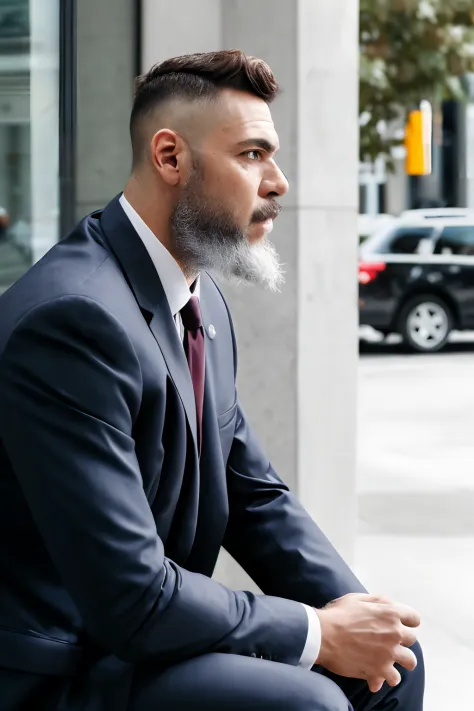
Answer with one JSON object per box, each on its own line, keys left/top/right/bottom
{"left": 355, "top": 533, "right": 474, "bottom": 711}
{"left": 357, "top": 345, "right": 474, "bottom": 710}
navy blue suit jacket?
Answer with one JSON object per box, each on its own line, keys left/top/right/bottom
{"left": 0, "top": 197, "right": 363, "bottom": 709}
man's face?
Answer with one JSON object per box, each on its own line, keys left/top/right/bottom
{"left": 170, "top": 89, "right": 289, "bottom": 290}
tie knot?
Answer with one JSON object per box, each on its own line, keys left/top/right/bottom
{"left": 180, "top": 295, "right": 202, "bottom": 331}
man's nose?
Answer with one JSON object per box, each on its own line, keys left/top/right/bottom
{"left": 260, "top": 163, "right": 289, "bottom": 198}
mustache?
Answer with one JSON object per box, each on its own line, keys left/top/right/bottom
{"left": 251, "top": 200, "right": 281, "bottom": 224}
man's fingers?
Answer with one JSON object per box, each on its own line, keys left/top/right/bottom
{"left": 384, "top": 665, "right": 402, "bottom": 688}
{"left": 367, "top": 676, "right": 385, "bottom": 694}
{"left": 351, "top": 595, "right": 420, "bottom": 629}
{"left": 393, "top": 645, "right": 418, "bottom": 672}
{"left": 369, "top": 666, "right": 401, "bottom": 690}
{"left": 352, "top": 592, "right": 393, "bottom": 605}
{"left": 367, "top": 662, "right": 403, "bottom": 694}
{"left": 325, "top": 592, "right": 393, "bottom": 609}
{"left": 393, "top": 602, "right": 421, "bottom": 629}
{"left": 400, "top": 625, "right": 418, "bottom": 649}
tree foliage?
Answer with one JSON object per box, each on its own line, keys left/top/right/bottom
{"left": 360, "top": 0, "right": 474, "bottom": 164}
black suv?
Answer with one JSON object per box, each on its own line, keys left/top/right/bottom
{"left": 359, "top": 211, "right": 474, "bottom": 352}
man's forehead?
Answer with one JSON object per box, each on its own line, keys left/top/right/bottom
{"left": 208, "top": 89, "right": 279, "bottom": 150}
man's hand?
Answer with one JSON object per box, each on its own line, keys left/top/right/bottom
{"left": 314, "top": 593, "right": 420, "bottom": 693}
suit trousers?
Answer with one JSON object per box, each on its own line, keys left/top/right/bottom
{"left": 128, "top": 641, "right": 424, "bottom": 711}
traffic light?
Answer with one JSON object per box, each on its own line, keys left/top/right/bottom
{"left": 405, "top": 101, "right": 432, "bottom": 176}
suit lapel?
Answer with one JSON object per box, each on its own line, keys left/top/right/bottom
{"left": 148, "top": 310, "right": 198, "bottom": 446}
{"left": 99, "top": 196, "right": 198, "bottom": 449}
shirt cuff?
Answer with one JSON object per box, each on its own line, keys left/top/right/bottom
{"left": 298, "top": 604, "right": 322, "bottom": 669}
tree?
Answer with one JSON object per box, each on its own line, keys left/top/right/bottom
{"left": 359, "top": 0, "right": 474, "bottom": 166}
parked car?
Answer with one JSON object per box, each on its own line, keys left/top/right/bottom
{"left": 359, "top": 212, "right": 474, "bottom": 352}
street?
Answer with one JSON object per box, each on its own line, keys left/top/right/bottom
{"left": 355, "top": 335, "right": 474, "bottom": 710}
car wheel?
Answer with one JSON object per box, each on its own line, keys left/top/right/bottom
{"left": 398, "top": 295, "right": 452, "bottom": 353}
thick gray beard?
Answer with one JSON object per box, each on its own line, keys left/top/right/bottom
{"left": 219, "top": 237, "right": 284, "bottom": 292}
{"left": 181, "top": 229, "right": 284, "bottom": 292}
{"left": 170, "top": 186, "right": 285, "bottom": 292}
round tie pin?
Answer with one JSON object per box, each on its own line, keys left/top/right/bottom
{"left": 208, "top": 324, "right": 216, "bottom": 340}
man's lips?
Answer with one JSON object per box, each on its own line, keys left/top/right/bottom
{"left": 252, "top": 211, "right": 280, "bottom": 224}
{"left": 249, "top": 217, "right": 275, "bottom": 235}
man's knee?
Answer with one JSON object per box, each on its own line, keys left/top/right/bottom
{"left": 382, "top": 639, "right": 424, "bottom": 710}
{"left": 412, "top": 640, "right": 424, "bottom": 670}
{"left": 401, "top": 640, "right": 424, "bottom": 691}
{"left": 298, "top": 673, "right": 351, "bottom": 711}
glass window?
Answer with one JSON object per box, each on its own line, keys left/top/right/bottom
{"left": 361, "top": 226, "right": 434, "bottom": 257}
{"left": 0, "top": 0, "right": 59, "bottom": 294}
{"left": 433, "top": 225, "right": 474, "bottom": 256}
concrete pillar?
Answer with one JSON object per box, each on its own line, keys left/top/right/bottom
{"left": 75, "top": 0, "right": 135, "bottom": 221}
{"left": 386, "top": 159, "right": 408, "bottom": 216}
{"left": 141, "top": 0, "right": 360, "bottom": 587}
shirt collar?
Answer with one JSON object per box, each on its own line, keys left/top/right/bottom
{"left": 119, "top": 194, "right": 200, "bottom": 317}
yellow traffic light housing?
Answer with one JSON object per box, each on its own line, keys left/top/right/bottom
{"left": 405, "top": 102, "right": 432, "bottom": 176}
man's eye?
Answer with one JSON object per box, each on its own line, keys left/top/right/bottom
{"left": 246, "top": 150, "right": 262, "bottom": 161}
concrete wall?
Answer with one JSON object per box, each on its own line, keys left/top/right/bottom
{"left": 75, "top": 0, "right": 135, "bottom": 221}
{"left": 141, "top": 0, "right": 222, "bottom": 72}
{"left": 295, "top": 0, "right": 359, "bottom": 558}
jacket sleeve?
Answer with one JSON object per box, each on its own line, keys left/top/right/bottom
{"left": 223, "top": 403, "right": 367, "bottom": 607}
{"left": 0, "top": 295, "right": 308, "bottom": 665}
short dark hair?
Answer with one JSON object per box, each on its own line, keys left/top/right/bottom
{"left": 130, "top": 49, "right": 279, "bottom": 165}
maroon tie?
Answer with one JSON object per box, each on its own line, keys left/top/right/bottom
{"left": 180, "top": 295, "right": 205, "bottom": 453}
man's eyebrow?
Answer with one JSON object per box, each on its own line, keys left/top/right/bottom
{"left": 236, "top": 138, "right": 279, "bottom": 154}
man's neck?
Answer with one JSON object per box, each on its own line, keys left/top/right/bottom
{"left": 122, "top": 181, "right": 198, "bottom": 287}
{"left": 123, "top": 180, "right": 171, "bottom": 249}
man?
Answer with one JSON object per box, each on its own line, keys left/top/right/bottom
{"left": 0, "top": 50, "right": 424, "bottom": 710}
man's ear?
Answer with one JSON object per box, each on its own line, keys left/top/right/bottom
{"left": 150, "top": 129, "right": 185, "bottom": 186}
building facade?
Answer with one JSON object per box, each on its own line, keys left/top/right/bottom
{"left": 0, "top": 0, "right": 64, "bottom": 290}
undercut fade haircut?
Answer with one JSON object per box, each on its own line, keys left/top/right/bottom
{"left": 130, "top": 49, "right": 280, "bottom": 166}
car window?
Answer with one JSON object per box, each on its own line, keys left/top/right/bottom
{"left": 434, "top": 225, "right": 474, "bottom": 256}
{"left": 361, "top": 226, "right": 434, "bottom": 256}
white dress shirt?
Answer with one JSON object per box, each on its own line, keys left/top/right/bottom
{"left": 119, "top": 194, "right": 322, "bottom": 668}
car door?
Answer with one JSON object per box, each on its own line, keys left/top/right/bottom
{"left": 359, "top": 225, "right": 437, "bottom": 328}
{"left": 432, "top": 224, "right": 474, "bottom": 328}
